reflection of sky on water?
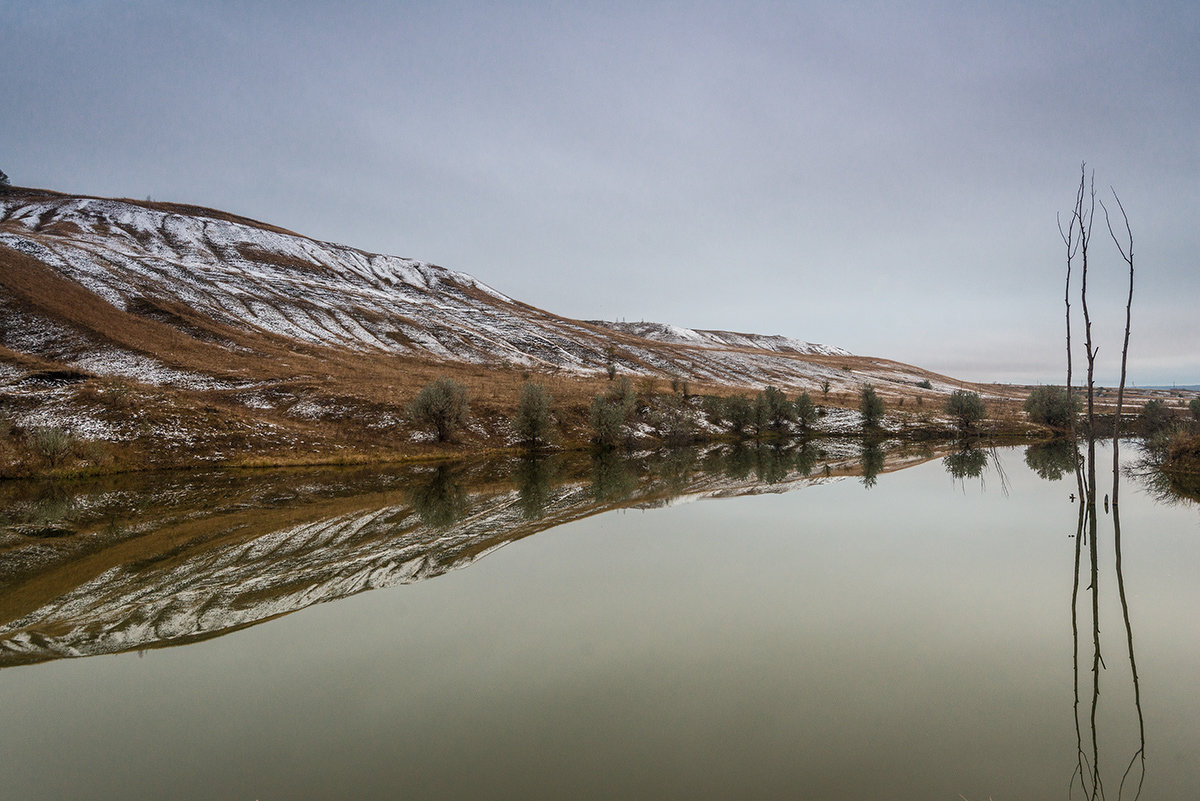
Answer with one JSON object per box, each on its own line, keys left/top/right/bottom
{"left": 1, "top": 446, "right": 1198, "bottom": 800}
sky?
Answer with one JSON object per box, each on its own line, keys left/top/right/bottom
{"left": 3, "top": 1, "right": 1198, "bottom": 386}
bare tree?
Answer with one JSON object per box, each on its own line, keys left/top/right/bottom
{"left": 1060, "top": 164, "right": 1141, "bottom": 801}
{"left": 1102, "top": 190, "right": 1135, "bottom": 507}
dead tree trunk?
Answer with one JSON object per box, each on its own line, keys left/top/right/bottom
{"left": 1103, "top": 191, "right": 1135, "bottom": 508}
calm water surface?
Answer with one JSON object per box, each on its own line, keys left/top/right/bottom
{"left": 1, "top": 443, "right": 1197, "bottom": 800}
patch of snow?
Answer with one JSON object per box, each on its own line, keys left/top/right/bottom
{"left": 71, "top": 349, "right": 231, "bottom": 391}
{"left": 15, "top": 404, "right": 122, "bottom": 441}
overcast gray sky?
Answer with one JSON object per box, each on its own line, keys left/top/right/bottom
{"left": 3, "top": 1, "right": 1197, "bottom": 385}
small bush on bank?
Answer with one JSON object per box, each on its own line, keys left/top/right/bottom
{"left": 409, "top": 377, "right": 470, "bottom": 442}
{"left": 794, "top": 391, "right": 817, "bottom": 430}
{"left": 759, "top": 386, "right": 795, "bottom": 433}
{"left": 705, "top": 393, "right": 754, "bottom": 438}
{"left": 513, "top": 382, "right": 555, "bottom": 447}
{"left": 589, "top": 378, "right": 637, "bottom": 449}
{"left": 1023, "top": 386, "right": 1078, "bottom": 430}
{"left": 649, "top": 395, "right": 696, "bottom": 445}
{"left": 28, "top": 426, "right": 76, "bottom": 467}
{"left": 859, "top": 384, "right": 884, "bottom": 428}
{"left": 1140, "top": 399, "right": 1174, "bottom": 436}
{"left": 945, "top": 390, "right": 985, "bottom": 431}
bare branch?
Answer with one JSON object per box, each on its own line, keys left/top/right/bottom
{"left": 1103, "top": 188, "right": 1135, "bottom": 507}
{"left": 1102, "top": 190, "right": 1133, "bottom": 264}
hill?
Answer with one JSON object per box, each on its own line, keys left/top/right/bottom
{"left": 0, "top": 186, "right": 1012, "bottom": 472}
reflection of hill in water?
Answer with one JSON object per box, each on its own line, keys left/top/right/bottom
{"left": 0, "top": 442, "right": 947, "bottom": 668}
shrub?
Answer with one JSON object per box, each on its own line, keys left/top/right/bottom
{"left": 916, "top": 379, "right": 933, "bottom": 389}
{"left": 1190, "top": 397, "right": 1200, "bottom": 421}
{"left": 945, "top": 390, "right": 985, "bottom": 431}
{"left": 859, "top": 384, "right": 884, "bottom": 428}
{"left": 820, "top": 379, "right": 831, "bottom": 399}
{"left": 604, "top": 345, "right": 617, "bottom": 380}
{"left": 409, "top": 377, "right": 470, "bottom": 442}
{"left": 759, "top": 385, "right": 795, "bottom": 433}
{"left": 513, "top": 382, "right": 555, "bottom": 447}
{"left": 1023, "top": 386, "right": 1078, "bottom": 429}
{"left": 649, "top": 396, "right": 695, "bottom": 445}
{"left": 719, "top": 394, "right": 754, "bottom": 438}
{"left": 28, "top": 426, "right": 75, "bottom": 467}
{"left": 589, "top": 378, "right": 637, "bottom": 448}
{"left": 701, "top": 395, "right": 727, "bottom": 427}
{"left": 750, "top": 394, "right": 771, "bottom": 440}
{"left": 1140, "top": 399, "right": 1174, "bottom": 436}
{"left": 794, "top": 391, "right": 817, "bottom": 429}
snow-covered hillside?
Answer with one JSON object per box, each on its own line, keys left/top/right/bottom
{"left": 0, "top": 190, "right": 914, "bottom": 394}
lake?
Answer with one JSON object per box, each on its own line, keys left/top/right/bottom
{"left": 1, "top": 440, "right": 1197, "bottom": 800}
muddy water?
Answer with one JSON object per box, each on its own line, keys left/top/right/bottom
{"left": 1, "top": 442, "right": 1198, "bottom": 800}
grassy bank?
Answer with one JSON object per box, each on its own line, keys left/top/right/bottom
{"left": 1, "top": 366, "right": 1052, "bottom": 480}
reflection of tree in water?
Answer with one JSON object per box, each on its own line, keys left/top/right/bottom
{"left": 1024, "top": 440, "right": 1079, "bottom": 481}
{"left": 513, "top": 455, "right": 559, "bottom": 520}
{"left": 590, "top": 451, "right": 637, "bottom": 503}
{"left": 713, "top": 445, "right": 755, "bottom": 481}
{"left": 793, "top": 442, "right": 819, "bottom": 478}
{"left": 407, "top": 465, "right": 468, "bottom": 528}
{"left": 702, "top": 443, "right": 817, "bottom": 485}
{"left": 1127, "top": 441, "right": 1200, "bottom": 506}
{"left": 755, "top": 445, "right": 792, "bottom": 485}
{"left": 942, "top": 447, "right": 988, "bottom": 481}
{"left": 648, "top": 447, "right": 699, "bottom": 497}
{"left": 1070, "top": 435, "right": 1146, "bottom": 801}
{"left": 859, "top": 442, "right": 884, "bottom": 489}
{"left": 938, "top": 444, "right": 1010, "bottom": 494}
{"left": 0, "top": 483, "right": 80, "bottom": 530}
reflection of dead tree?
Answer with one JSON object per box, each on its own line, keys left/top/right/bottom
{"left": 987, "top": 444, "right": 1010, "bottom": 497}
{"left": 1070, "top": 492, "right": 1091, "bottom": 798}
{"left": 1113, "top": 497, "right": 1146, "bottom": 800}
{"left": 1071, "top": 451, "right": 1146, "bottom": 801}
